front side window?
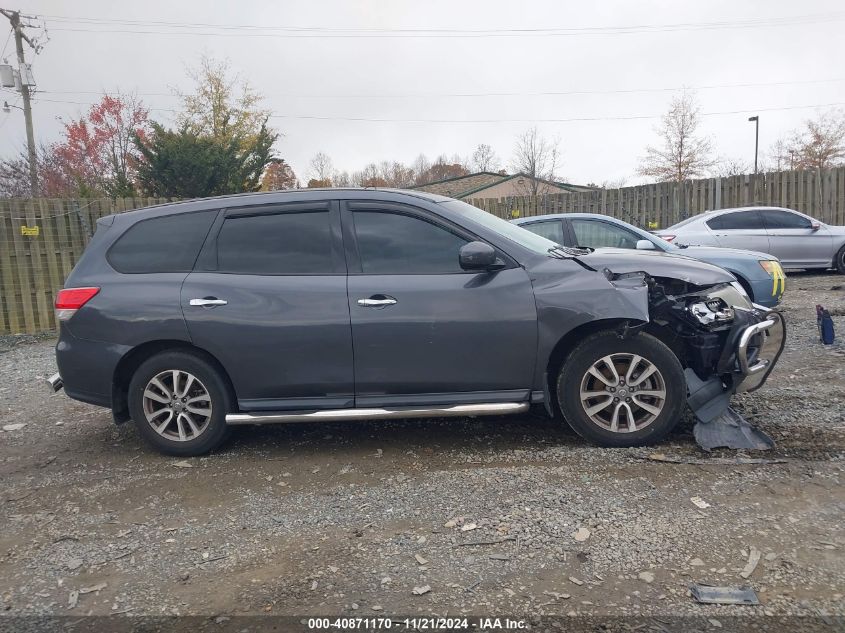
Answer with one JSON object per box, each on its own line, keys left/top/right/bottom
{"left": 215, "top": 211, "right": 334, "bottom": 274}
{"left": 521, "top": 220, "right": 565, "bottom": 245}
{"left": 353, "top": 211, "right": 469, "bottom": 274}
{"left": 571, "top": 219, "right": 639, "bottom": 249}
{"left": 108, "top": 210, "right": 217, "bottom": 273}
{"left": 762, "top": 209, "right": 812, "bottom": 230}
{"left": 707, "top": 211, "right": 764, "bottom": 230}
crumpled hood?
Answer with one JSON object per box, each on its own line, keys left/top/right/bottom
{"left": 576, "top": 248, "right": 736, "bottom": 285}
{"left": 676, "top": 245, "right": 774, "bottom": 261}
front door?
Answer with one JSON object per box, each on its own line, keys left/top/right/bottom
{"left": 761, "top": 209, "right": 833, "bottom": 268}
{"left": 181, "top": 202, "right": 354, "bottom": 412}
{"left": 342, "top": 201, "right": 537, "bottom": 407}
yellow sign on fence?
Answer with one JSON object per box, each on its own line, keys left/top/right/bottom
{"left": 20, "top": 225, "right": 40, "bottom": 237}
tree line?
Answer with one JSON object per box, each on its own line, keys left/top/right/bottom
{"left": 1, "top": 59, "right": 843, "bottom": 199}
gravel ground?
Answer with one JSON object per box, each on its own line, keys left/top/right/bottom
{"left": 0, "top": 271, "right": 843, "bottom": 625}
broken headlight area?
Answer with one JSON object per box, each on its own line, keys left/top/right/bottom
{"left": 647, "top": 277, "right": 787, "bottom": 450}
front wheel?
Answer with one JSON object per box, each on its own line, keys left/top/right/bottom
{"left": 127, "top": 351, "right": 232, "bottom": 456}
{"left": 557, "top": 331, "right": 686, "bottom": 447}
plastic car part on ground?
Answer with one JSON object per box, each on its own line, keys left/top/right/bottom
{"left": 685, "top": 368, "right": 775, "bottom": 451}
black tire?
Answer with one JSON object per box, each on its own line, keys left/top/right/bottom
{"left": 556, "top": 331, "right": 685, "bottom": 448}
{"left": 127, "top": 351, "right": 232, "bottom": 456}
{"left": 835, "top": 245, "right": 845, "bottom": 275}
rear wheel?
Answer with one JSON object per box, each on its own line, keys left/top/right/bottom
{"left": 557, "top": 331, "right": 685, "bottom": 447}
{"left": 835, "top": 245, "right": 845, "bottom": 274}
{"left": 128, "top": 351, "right": 231, "bottom": 456}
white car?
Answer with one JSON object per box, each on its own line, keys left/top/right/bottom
{"left": 656, "top": 207, "right": 845, "bottom": 273}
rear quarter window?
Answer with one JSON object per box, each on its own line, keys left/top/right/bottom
{"left": 107, "top": 210, "right": 217, "bottom": 273}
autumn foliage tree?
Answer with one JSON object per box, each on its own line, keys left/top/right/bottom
{"left": 0, "top": 93, "right": 150, "bottom": 197}
{"left": 260, "top": 160, "right": 298, "bottom": 190}
{"left": 783, "top": 109, "right": 845, "bottom": 170}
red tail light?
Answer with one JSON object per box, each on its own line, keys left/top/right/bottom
{"left": 659, "top": 234, "right": 676, "bottom": 242}
{"left": 55, "top": 287, "right": 100, "bottom": 321}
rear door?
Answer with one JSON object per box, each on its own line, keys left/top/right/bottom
{"left": 761, "top": 209, "right": 833, "bottom": 268}
{"left": 181, "top": 201, "right": 354, "bottom": 412}
{"left": 342, "top": 200, "right": 537, "bottom": 407}
{"left": 705, "top": 210, "right": 771, "bottom": 254}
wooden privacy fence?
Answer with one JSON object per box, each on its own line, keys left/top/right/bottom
{"left": 0, "top": 198, "right": 170, "bottom": 335}
{"left": 469, "top": 167, "right": 845, "bottom": 228}
{"left": 1, "top": 167, "right": 844, "bottom": 334}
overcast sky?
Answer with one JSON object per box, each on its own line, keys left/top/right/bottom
{"left": 2, "top": 0, "right": 844, "bottom": 185}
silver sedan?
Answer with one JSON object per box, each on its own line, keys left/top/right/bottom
{"left": 656, "top": 207, "right": 845, "bottom": 273}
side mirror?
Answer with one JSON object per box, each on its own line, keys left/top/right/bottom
{"left": 459, "top": 241, "right": 498, "bottom": 271}
{"left": 636, "top": 239, "right": 657, "bottom": 250}
{"left": 810, "top": 221, "right": 821, "bottom": 231}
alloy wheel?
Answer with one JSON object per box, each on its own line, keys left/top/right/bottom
{"left": 142, "top": 370, "right": 212, "bottom": 442}
{"left": 578, "top": 353, "right": 667, "bottom": 433}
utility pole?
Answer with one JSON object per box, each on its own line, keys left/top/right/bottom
{"left": 1, "top": 8, "right": 40, "bottom": 196}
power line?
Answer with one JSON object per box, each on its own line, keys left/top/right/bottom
{"left": 32, "top": 77, "right": 845, "bottom": 100}
{"left": 27, "top": 96, "right": 845, "bottom": 124}
{"left": 39, "top": 11, "right": 845, "bottom": 38}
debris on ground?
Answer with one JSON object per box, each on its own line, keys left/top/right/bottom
{"left": 690, "top": 584, "right": 760, "bottom": 605}
{"left": 412, "top": 585, "right": 431, "bottom": 595}
{"left": 690, "top": 496, "right": 711, "bottom": 509}
{"left": 693, "top": 407, "right": 775, "bottom": 451}
{"left": 572, "top": 527, "right": 591, "bottom": 542}
{"left": 3, "top": 423, "right": 26, "bottom": 431}
{"left": 739, "top": 546, "right": 762, "bottom": 579}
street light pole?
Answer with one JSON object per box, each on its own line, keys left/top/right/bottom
{"left": 748, "top": 116, "right": 759, "bottom": 175}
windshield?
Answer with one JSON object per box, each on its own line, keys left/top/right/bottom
{"left": 440, "top": 199, "right": 562, "bottom": 256}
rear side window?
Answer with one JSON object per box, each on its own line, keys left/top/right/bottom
{"left": 762, "top": 210, "right": 812, "bottom": 229}
{"left": 706, "top": 211, "right": 763, "bottom": 230}
{"left": 215, "top": 211, "right": 334, "bottom": 274}
{"left": 521, "top": 220, "right": 565, "bottom": 245}
{"left": 353, "top": 211, "right": 469, "bottom": 274}
{"left": 108, "top": 210, "right": 216, "bottom": 273}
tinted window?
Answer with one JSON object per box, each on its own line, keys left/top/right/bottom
{"left": 572, "top": 219, "right": 639, "bottom": 249}
{"left": 108, "top": 210, "right": 216, "bottom": 273}
{"left": 706, "top": 211, "right": 764, "bottom": 230}
{"left": 762, "top": 209, "right": 812, "bottom": 230}
{"left": 521, "top": 220, "right": 565, "bottom": 245}
{"left": 353, "top": 211, "right": 468, "bottom": 274}
{"left": 216, "top": 211, "right": 334, "bottom": 274}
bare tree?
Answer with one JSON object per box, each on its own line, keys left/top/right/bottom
{"left": 784, "top": 109, "right": 845, "bottom": 170}
{"left": 332, "top": 170, "right": 352, "bottom": 187}
{"left": 471, "top": 144, "right": 500, "bottom": 172}
{"left": 637, "top": 91, "right": 715, "bottom": 182}
{"left": 713, "top": 157, "right": 751, "bottom": 177}
{"left": 511, "top": 127, "right": 561, "bottom": 195}
{"left": 411, "top": 154, "right": 432, "bottom": 184}
{"left": 308, "top": 152, "right": 334, "bottom": 184}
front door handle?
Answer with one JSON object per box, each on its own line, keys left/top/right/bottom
{"left": 189, "top": 298, "right": 228, "bottom": 307}
{"left": 357, "top": 296, "right": 397, "bottom": 308}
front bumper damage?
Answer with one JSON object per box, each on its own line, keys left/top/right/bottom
{"left": 643, "top": 278, "right": 787, "bottom": 450}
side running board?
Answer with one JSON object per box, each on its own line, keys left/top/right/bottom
{"left": 225, "top": 402, "right": 529, "bottom": 425}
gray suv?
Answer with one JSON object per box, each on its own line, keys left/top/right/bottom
{"left": 50, "top": 189, "right": 785, "bottom": 455}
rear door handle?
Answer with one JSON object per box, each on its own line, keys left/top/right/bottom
{"left": 357, "top": 296, "right": 397, "bottom": 307}
{"left": 189, "top": 298, "right": 228, "bottom": 307}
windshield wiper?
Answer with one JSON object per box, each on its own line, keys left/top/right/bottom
{"left": 547, "top": 245, "right": 593, "bottom": 259}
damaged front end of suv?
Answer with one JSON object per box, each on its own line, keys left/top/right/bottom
{"left": 642, "top": 274, "right": 785, "bottom": 449}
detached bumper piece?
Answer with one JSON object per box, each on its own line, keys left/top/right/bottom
{"left": 686, "top": 307, "right": 785, "bottom": 451}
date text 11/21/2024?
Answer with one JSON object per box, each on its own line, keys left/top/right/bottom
{"left": 306, "top": 616, "right": 527, "bottom": 630}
